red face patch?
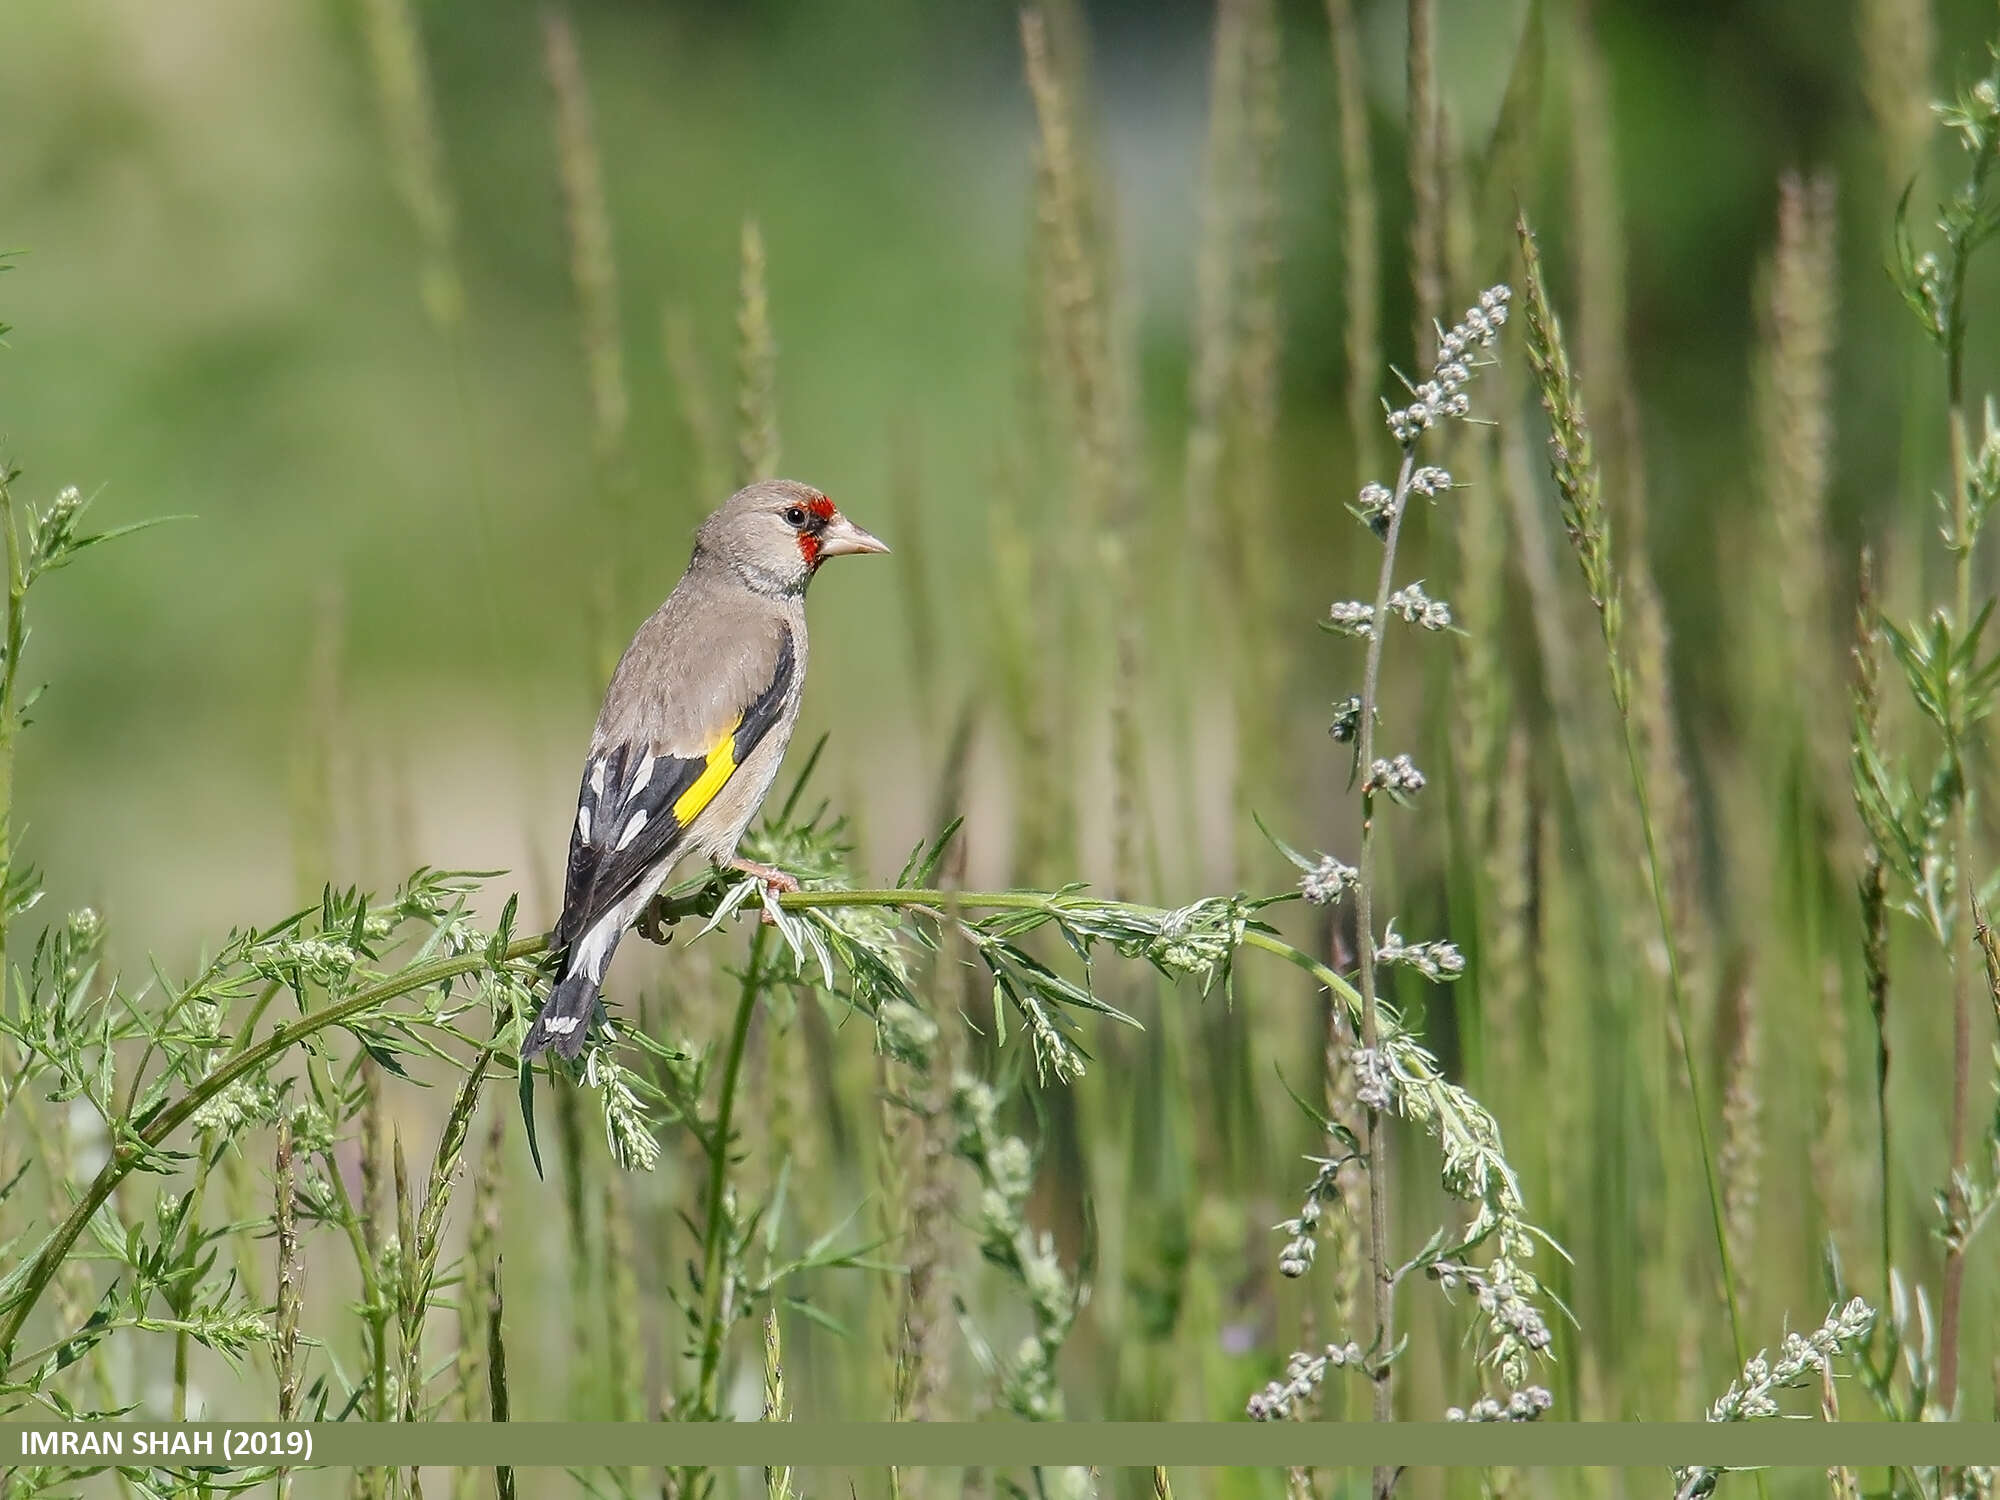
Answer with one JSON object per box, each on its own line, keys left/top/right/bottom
{"left": 795, "top": 493, "right": 834, "bottom": 568}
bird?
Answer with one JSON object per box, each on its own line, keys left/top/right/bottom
{"left": 520, "top": 479, "right": 889, "bottom": 1060}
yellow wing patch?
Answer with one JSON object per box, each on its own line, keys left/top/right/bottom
{"left": 672, "top": 714, "right": 743, "bottom": 826}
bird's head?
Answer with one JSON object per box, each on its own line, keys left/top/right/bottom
{"left": 695, "top": 479, "right": 889, "bottom": 597}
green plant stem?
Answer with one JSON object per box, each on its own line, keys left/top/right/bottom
{"left": 0, "top": 469, "right": 23, "bottom": 1001}
{"left": 1940, "top": 321, "right": 1976, "bottom": 1413}
{"left": 300, "top": 1048, "right": 394, "bottom": 1432}
{"left": 1355, "top": 450, "right": 1414, "bottom": 1484}
{"left": 1873, "top": 943, "right": 1892, "bottom": 1308}
{"left": 694, "top": 922, "right": 771, "bottom": 1419}
{"left": 1519, "top": 217, "right": 1747, "bottom": 1369}
{"left": 1613, "top": 699, "right": 1747, "bottom": 1369}
{"left": 171, "top": 1134, "right": 221, "bottom": 1422}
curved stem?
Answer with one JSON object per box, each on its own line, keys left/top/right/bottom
{"left": 0, "top": 883, "right": 1365, "bottom": 1372}
{"left": 1243, "top": 928, "right": 1362, "bottom": 1007}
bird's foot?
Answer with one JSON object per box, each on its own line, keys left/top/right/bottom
{"left": 635, "top": 899, "right": 674, "bottom": 946}
{"left": 727, "top": 857, "right": 800, "bottom": 924}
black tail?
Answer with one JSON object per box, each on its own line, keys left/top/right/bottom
{"left": 520, "top": 966, "right": 601, "bottom": 1061}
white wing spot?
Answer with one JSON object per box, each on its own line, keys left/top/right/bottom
{"left": 576, "top": 805, "right": 591, "bottom": 842}
{"left": 629, "top": 753, "right": 654, "bottom": 797}
{"left": 616, "top": 808, "right": 649, "bottom": 851}
{"left": 589, "top": 757, "right": 606, "bottom": 796}
{"left": 546, "top": 1015, "right": 579, "bottom": 1035}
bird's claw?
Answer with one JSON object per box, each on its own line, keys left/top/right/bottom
{"left": 636, "top": 899, "right": 674, "bottom": 946}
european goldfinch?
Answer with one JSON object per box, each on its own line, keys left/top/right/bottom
{"left": 521, "top": 479, "right": 888, "bottom": 1060}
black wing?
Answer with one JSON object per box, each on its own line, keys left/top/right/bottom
{"left": 553, "top": 625, "right": 796, "bottom": 953}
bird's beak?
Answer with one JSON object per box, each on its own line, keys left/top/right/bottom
{"left": 818, "top": 514, "right": 891, "bottom": 557}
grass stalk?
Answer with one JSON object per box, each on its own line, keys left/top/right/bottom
{"left": 275, "top": 1118, "right": 302, "bottom": 1500}
{"left": 487, "top": 1243, "right": 514, "bottom": 1500}
{"left": 1756, "top": 171, "right": 1842, "bottom": 795}
{"left": 1354, "top": 449, "right": 1417, "bottom": 1469}
{"left": 694, "top": 922, "right": 772, "bottom": 1419}
{"left": 664, "top": 305, "right": 730, "bottom": 507}
{"left": 1406, "top": 0, "right": 1443, "bottom": 357}
{"left": 1184, "top": 0, "right": 1249, "bottom": 547}
{"left": 551, "top": 1056, "right": 592, "bottom": 1408}
{"left": 1937, "top": 230, "right": 1983, "bottom": 1418}
{"left": 477, "top": 1095, "right": 513, "bottom": 1500}
{"left": 275, "top": 1117, "right": 303, "bottom": 1423}
{"left": 1319, "top": 970, "right": 1367, "bottom": 1421}
{"left": 1717, "top": 963, "right": 1762, "bottom": 1309}
{"left": 392, "top": 1132, "right": 416, "bottom": 1480}
{"left": 1852, "top": 547, "right": 1893, "bottom": 1298}
{"left": 602, "top": 1172, "right": 641, "bottom": 1423}
{"left": 1858, "top": 0, "right": 1934, "bottom": 194}
{"left": 457, "top": 1104, "right": 504, "bottom": 1452}
{"left": 761, "top": 1309, "right": 794, "bottom": 1500}
{"left": 355, "top": 0, "right": 463, "bottom": 331}
{"left": 543, "top": 5, "right": 629, "bottom": 482}
{"left": 362, "top": 1060, "right": 390, "bottom": 1430}
{"left": 0, "top": 462, "right": 25, "bottom": 1005}
{"left": 542, "top": 2, "right": 635, "bottom": 654}
{"left": 1516, "top": 215, "right": 1748, "bottom": 1369}
{"left": 1019, "top": 6, "right": 1116, "bottom": 516}
{"left": 736, "top": 221, "right": 781, "bottom": 485}
{"left": 400, "top": 1048, "right": 499, "bottom": 1424}
{"left": 1229, "top": 0, "right": 1286, "bottom": 848}
{"left": 1326, "top": 0, "right": 1380, "bottom": 474}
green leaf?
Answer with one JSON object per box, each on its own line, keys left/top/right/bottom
{"left": 782, "top": 1295, "right": 852, "bottom": 1340}
{"left": 33, "top": 515, "right": 189, "bottom": 576}
{"left": 517, "top": 1059, "right": 545, "bottom": 1181}
{"left": 898, "top": 817, "right": 964, "bottom": 890}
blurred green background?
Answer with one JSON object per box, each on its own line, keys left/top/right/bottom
{"left": 9, "top": 0, "right": 2000, "bottom": 1481}
{"left": 6, "top": 0, "right": 1993, "bottom": 955}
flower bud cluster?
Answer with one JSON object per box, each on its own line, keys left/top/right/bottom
{"left": 1446, "top": 1387, "right": 1553, "bottom": 1422}
{"left": 1326, "top": 599, "right": 1375, "bottom": 639}
{"left": 1351, "top": 1046, "right": 1394, "bottom": 1112}
{"left": 1705, "top": 1297, "right": 1875, "bottom": 1422}
{"left": 1377, "top": 923, "right": 1466, "bottom": 982}
{"left": 1246, "top": 1340, "right": 1368, "bottom": 1420}
{"left": 1274, "top": 1155, "right": 1345, "bottom": 1277}
{"left": 1387, "top": 581, "right": 1452, "bottom": 631}
{"left": 1385, "top": 287, "right": 1511, "bottom": 444}
{"left": 1365, "top": 754, "right": 1426, "bottom": 797}
{"left": 1301, "top": 855, "right": 1358, "bottom": 907}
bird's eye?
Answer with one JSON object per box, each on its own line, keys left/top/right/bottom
{"left": 783, "top": 506, "right": 807, "bottom": 528}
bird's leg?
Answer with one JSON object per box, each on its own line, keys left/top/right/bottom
{"left": 727, "top": 856, "right": 800, "bottom": 892}
{"left": 726, "top": 856, "right": 799, "bottom": 924}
